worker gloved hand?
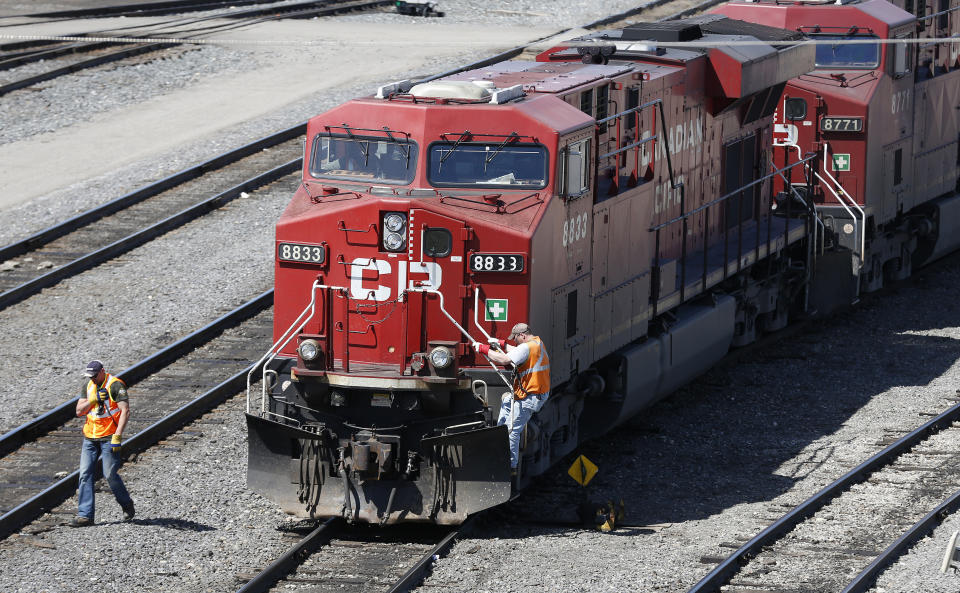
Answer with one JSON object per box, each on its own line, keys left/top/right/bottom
{"left": 473, "top": 342, "right": 491, "bottom": 355}
{"left": 110, "top": 434, "right": 122, "bottom": 453}
{"left": 488, "top": 338, "right": 506, "bottom": 349}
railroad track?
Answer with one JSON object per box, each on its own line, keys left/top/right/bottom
{"left": 9, "top": 0, "right": 294, "bottom": 19}
{"left": 687, "top": 397, "right": 960, "bottom": 593}
{"left": 0, "top": 292, "right": 274, "bottom": 539}
{"left": 0, "top": 126, "right": 303, "bottom": 312}
{"left": 237, "top": 518, "right": 465, "bottom": 593}
{"left": 0, "top": 0, "right": 395, "bottom": 95}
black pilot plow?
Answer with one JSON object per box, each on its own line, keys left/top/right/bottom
{"left": 246, "top": 409, "right": 512, "bottom": 525}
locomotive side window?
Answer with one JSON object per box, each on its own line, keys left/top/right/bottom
{"left": 427, "top": 142, "right": 547, "bottom": 189}
{"left": 580, "top": 89, "right": 594, "bottom": 117}
{"left": 892, "top": 35, "right": 912, "bottom": 78}
{"left": 784, "top": 98, "right": 807, "bottom": 120}
{"left": 562, "top": 139, "right": 590, "bottom": 199}
{"left": 811, "top": 34, "right": 880, "bottom": 69}
{"left": 625, "top": 88, "right": 640, "bottom": 130}
{"left": 311, "top": 135, "right": 417, "bottom": 185}
{"left": 596, "top": 84, "right": 609, "bottom": 133}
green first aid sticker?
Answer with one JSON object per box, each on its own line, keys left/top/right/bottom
{"left": 485, "top": 299, "right": 508, "bottom": 322}
{"left": 832, "top": 153, "right": 851, "bottom": 172}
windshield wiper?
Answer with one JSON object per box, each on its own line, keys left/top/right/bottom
{"left": 382, "top": 126, "right": 412, "bottom": 163}
{"left": 439, "top": 131, "right": 472, "bottom": 167}
{"left": 342, "top": 125, "right": 371, "bottom": 165}
{"left": 484, "top": 132, "right": 519, "bottom": 171}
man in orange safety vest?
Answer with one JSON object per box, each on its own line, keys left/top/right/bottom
{"left": 70, "top": 360, "right": 134, "bottom": 527}
{"left": 473, "top": 322, "right": 551, "bottom": 470}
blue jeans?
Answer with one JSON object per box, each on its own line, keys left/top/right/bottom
{"left": 78, "top": 438, "right": 132, "bottom": 520}
{"left": 496, "top": 391, "right": 548, "bottom": 468}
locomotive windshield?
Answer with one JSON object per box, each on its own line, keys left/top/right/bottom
{"left": 427, "top": 142, "right": 548, "bottom": 189}
{"left": 310, "top": 135, "right": 417, "bottom": 185}
{"left": 812, "top": 34, "right": 880, "bottom": 69}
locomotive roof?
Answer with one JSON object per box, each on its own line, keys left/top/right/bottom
{"left": 716, "top": 0, "right": 914, "bottom": 30}
{"left": 443, "top": 61, "right": 639, "bottom": 95}
{"left": 553, "top": 14, "right": 807, "bottom": 63}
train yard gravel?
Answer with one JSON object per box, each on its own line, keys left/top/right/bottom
{"left": 3, "top": 2, "right": 960, "bottom": 592}
{"left": 416, "top": 259, "right": 960, "bottom": 593}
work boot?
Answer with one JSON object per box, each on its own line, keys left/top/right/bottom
{"left": 69, "top": 516, "right": 93, "bottom": 527}
{"left": 121, "top": 502, "right": 135, "bottom": 521}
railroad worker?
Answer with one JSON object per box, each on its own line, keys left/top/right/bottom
{"left": 473, "top": 323, "right": 550, "bottom": 470}
{"left": 70, "top": 360, "right": 134, "bottom": 527}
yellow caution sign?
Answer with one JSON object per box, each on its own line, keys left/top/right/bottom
{"left": 567, "top": 455, "right": 598, "bottom": 486}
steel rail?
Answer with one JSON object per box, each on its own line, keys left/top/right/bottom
{"left": 841, "top": 487, "right": 960, "bottom": 593}
{"left": 0, "top": 41, "right": 179, "bottom": 96}
{"left": 0, "top": 40, "right": 126, "bottom": 70}
{"left": 0, "top": 123, "right": 303, "bottom": 264}
{"left": 385, "top": 521, "right": 468, "bottom": 593}
{"left": 14, "top": 0, "right": 279, "bottom": 19}
{"left": 0, "top": 158, "right": 299, "bottom": 312}
{"left": 0, "top": 289, "right": 273, "bottom": 458}
{"left": 0, "top": 356, "right": 269, "bottom": 539}
{"left": 235, "top": 518, "right": 343, "bottom": 593}
{"left": 687, "top": 399, "right": 960, "bottom": 593}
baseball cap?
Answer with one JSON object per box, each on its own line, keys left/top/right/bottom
{"left": 508, "top": 323, "right": 529, "bottom": 341}
{"left": 84, "top": 360, "right": 104, "bottom": 378}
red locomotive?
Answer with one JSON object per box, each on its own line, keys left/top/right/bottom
{"left": 714, "top": 0, "right": 960, "bottom": 302}
{"left": 245, "top": 14, "right": 855, "bottom": 525}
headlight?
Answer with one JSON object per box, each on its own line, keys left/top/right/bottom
{"left": 298, "top": 339, "right": 321, "bottom": 361}
{"left": 384, "top": 212, "right": 406, "bottom": 232}
{"left": 384, "top": 232, "right": 405, "bottom": 251}
{"left": 429, "top": 346, "right": 452, "bottom": 369}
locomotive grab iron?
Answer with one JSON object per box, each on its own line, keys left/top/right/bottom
{"left": 246, "top": 2, "right": 960, "bottom": 525}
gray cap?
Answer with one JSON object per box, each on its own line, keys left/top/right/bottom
{"left": 508, "top": 323, "right": 530, "bottom": 341}
{"left": 84, "top": 360, "right": 103, "bottom": 378}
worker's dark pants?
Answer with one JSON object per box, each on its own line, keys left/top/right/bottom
{"left": 77, "top": 437, "right": 132, "bottom": 520}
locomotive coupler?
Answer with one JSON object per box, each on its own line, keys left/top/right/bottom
{"left": 404, "top": 451, "right": 421, "bottom": 480}
{"left": 340, "top": 431, "right": 399, "bottom": 477}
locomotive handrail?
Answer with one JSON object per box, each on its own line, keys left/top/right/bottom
{"left": 598, "top": 134, "right": 657, "bottom": 160}
{"left": 770, "top": 159, "right": 825, "bottom": 257}
{"left": 438, "top": 192, "right": 542, "bottom": 214}
{"left": 649, "top": 154, "right": 818, "bottom": 232}
{"left": 246, "top": 280, "right": 347, "bottom": 416}
{"left": 472, "top": 288, "right": 518, "bottom": 383}
{"left": 404, "top": 286, "right": 514, "bottom": 391}
{"left": 337, "top": 221, "right": 378, "bottom": 234}
{"left": 818, "top": 143, "right": 866, "bottom": 269}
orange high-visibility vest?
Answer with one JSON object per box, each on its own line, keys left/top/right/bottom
{"left": 513, "top": 336, "right": 550, "bottom": 399}
{"left": 83, "top": 374, "right": 124, "bottom": 439}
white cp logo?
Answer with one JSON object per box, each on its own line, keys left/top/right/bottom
{"left": 349, "top": 258, "right": 442, "bottom": 301}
